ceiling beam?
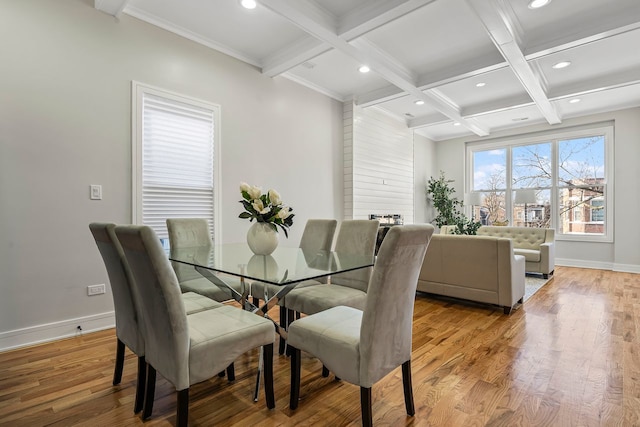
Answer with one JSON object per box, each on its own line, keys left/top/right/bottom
{"left": 260, "top": 0, "right": 489, "bottom": 136}
{"left": 94, "top": 0, "right": 130, "bottom": 18}
{"left": 464, "top": 0, "right": 561, "bottom": 125}
{"left": 261, "top": 0, "right": 436, "bottom": 77}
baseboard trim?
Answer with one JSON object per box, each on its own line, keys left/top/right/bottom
{"left": 0, "top": 311, "right": 115, "bottom": 352}
{"left": 556, "top": 258, "right": 614, "bottom": 270}
{"left": 612, "top": 263, "right": 640, "bottom": 273}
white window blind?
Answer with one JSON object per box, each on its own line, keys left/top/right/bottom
{"left": 133, "top": 82, "right": 220, "bottom": 241}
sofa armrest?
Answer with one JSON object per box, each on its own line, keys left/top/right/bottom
{"left": 497, "top": 239, "right": 525, "bottom": 308}
{"left": 540, "top": 242, "right": 555, "bottom": 275}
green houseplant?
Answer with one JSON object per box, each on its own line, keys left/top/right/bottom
{"left": 426, "top": 171, "right": 481, "bottom": 235}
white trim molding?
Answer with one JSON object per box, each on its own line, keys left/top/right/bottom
{"left": 556, "top": 258, "right": 614, "bottom": 271}
{"left": 0, "top": 312, "right": 115, "bottom": 353}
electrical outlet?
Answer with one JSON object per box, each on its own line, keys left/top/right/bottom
{"left": 87, "top": 284, "right": 106, "bottom": 296}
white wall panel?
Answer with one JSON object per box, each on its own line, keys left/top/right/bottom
{"left": 345, "top": 103, "right": 414, "bottom": 223}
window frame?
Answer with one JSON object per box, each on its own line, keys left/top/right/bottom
{"left": 466, "top": 124, "right": 614, "bottom": 243}
{"left": 131, "top": 81, "right": 222, "bottom": 243}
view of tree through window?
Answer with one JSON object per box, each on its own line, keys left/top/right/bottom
{"left": 468, "top": 126, "right": 610, "bottom": 239}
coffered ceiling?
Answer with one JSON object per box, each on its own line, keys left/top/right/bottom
{"left": 96, "top": 0, "right": 640, "bottom": 141}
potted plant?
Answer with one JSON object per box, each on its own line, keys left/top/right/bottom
{"left": 426, "top": 172, "right": 481, "bottom": 235}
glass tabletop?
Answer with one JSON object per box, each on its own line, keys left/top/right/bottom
{"left": 169, "top": 243, "right": 375, "bottom": 285}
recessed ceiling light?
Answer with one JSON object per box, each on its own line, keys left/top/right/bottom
{"left": 405, "top": 113, "right": 415, "bottom": 118}
{"left": 552, "top": 61, "right": 571, "bottom": 69}
{"left": 414, "top": 100, "right": 425, "bottom": 105}
{"left": 453, "top": 122, "right": 461, "bottom": 126}
{"left": 241, "top": 0, "right": 257, "bottom": 9}
{"left": 476, "top": 82, "right": 486, "bottom": 87}
{"left": 569, "top": 98, "right": 581, "bottom": 104}
{"left": 358, "top": 65, "right": 370, "bottom": 73}
{"left": 528, "top": 0, "right": 551, "bottom": 9}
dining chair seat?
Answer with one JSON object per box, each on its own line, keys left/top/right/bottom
{"left": 181, "top": 291, "right": 225, "bottom": 314}
{"left": 283, "top": 284, "right": 367, "bottom": 315}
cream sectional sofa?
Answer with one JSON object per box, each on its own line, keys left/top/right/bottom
{"left": 441, "top": 225, "right": 555, "bottom": 278}
{"left": 417, "top": 234, "right": 525, "bottom": 314}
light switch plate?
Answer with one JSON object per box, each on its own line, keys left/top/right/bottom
{"left": 90, "top": 184, "right": 102, "bottom": 200}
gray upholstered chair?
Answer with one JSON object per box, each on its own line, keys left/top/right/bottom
{"left": 115, "top": 225, "right": 276, "bottom": 426}
{"left": 166, "top": 218, "right": 244, "bottom": 302}
{"left": 288, "top": 225, "right": 435, "bottom": 426}
{"left": 250, "top": 219, "right": 337, "bottom": 354}
{"left": 89, "top": 223, "right": 224, "bottom": 413}
{"left": 283, "top": 219, "right": 380, "bottom": 316}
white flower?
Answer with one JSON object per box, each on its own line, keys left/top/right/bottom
{"left": 239, "top": 182, "right": 251, "bottom": 194}
{"left": 247, "top": 185, "right": 262, "bottom": 200}
{"left": 277, "top": 206, "right": 292, "bottom": 219}
{"left": 268, "top": 189, "right": 282, "bottom": 206}
{"left": 252, "top": 199, "right": 270, "bottom": 215}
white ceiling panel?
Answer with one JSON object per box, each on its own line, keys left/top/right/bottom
{"left": 437, "top": 67, "right": 530, "bottom": 111}
{"left": 554, "top": 83, "right": 640, "bottom": 118}
{"left": 533, "top": 29, "right": 640, "bottom": 93}
{"left": 91, "top": 0, "right": 640, "bottom": 141}
{"left": 126, "top": 0, "right": 307, "bottom": 61}
{"left": 363, "top": 0, "right": 502, "bottom": 78}
{"left": 287, "top": 49, "right": 390, "bottom": 100}
{"left": 414, "top": 122, "right": 474, "bottom": 142}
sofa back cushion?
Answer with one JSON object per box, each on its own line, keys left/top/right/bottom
{"left": 476, "top": 226, "right": 547, "bottom": 250}
{"left": 420, "top": 235, "right": 508, "bottom": 291}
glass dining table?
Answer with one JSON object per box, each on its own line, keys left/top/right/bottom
{"left": 168, "top": 243, "right": 375, "bottom": 401}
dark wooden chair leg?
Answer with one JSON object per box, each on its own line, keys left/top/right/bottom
{"left": 142, "top": 363, "right": 156, "bottom": 420}
{"left": 278, "top": 306, "right": 287, "bottom": 355}
{"left": 176, "top": 388, "right": 189, "bottom": 427}
{"left": 226, "top": 363, "right": 235, "bottom": 381}
{"left": 133, "top": 356, "right": 146, "bottom": 414}
{"left": 113, "top": 338, "right": 125, "bottom": 385}
{"left": 402, "top": 360, "right": 415, "bottom": 416}
{"left": 263, "top": 343, "right": 275, "bottom": 409}
{"left": 253, "top": 296, "right": 260, "bottom": 306}
{"left": 360, "top": 387, "right": 373, "bottom": 427}
{"left": 290, "top": 347, "right": 301, "bottom": 410}
{"left": 322, "top": 365, "right": 330, "bottom": 377}
{"left": 218, "top": 370, "right": 225, "bottom": 377}
{"left": 518, "top": 297, "right": 524, "bottom": 304}
{"left": 504, "top": 306, "right": 512, "bottom": 315}
{"left": 286, "top": 309, "right": 296, "bottom": 356}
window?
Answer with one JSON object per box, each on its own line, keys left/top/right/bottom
{"left": 467, "top": 124, "right": 613, "bottom": 242}
{"left": 132, "top": 82, "right": 220, "bottom": 244}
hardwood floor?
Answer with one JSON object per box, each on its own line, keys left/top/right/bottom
{"left": 1, "top": 266, "right": 639, "bottom": 426}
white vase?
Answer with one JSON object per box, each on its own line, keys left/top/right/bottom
{"left": 246, "top": 222, "right": 278, "bottom": 255}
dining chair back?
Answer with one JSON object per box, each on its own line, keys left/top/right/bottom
{"left": 167, "top": 218, "right": 240, "bottom": 302}
{"left": 331, "top": 220, "right": 379, "bottom": 291}
{"left": 115, "top": 224, "right": 276, "bottom": 426}
{"left": 89, "top": 223, "right": 146, "bottom": 412}
{"left": 288, "top": 224, "right": 435, "bottom": 426}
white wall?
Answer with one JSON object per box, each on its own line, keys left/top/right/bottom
{"left": 0, "top": 0, "right": 344, "bottom": 350}
{"left": 345, "top": 104, "right": 415, "bottom": 223}
{"left": 413, "top": 133, "right": 437, "bottom": 224}
{"left": 434, "top": 108, "right": 640, "bottom": 272}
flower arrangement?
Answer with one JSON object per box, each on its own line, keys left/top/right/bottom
{"left": 238, "top": 182, "right": 294, "bottom": 237}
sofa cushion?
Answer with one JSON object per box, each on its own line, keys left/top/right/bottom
{"left": 476, "top": 226, "right": 547, "bottom": 250}
{"left": 514, "top": 248, "right": 541, "bottom": 262}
